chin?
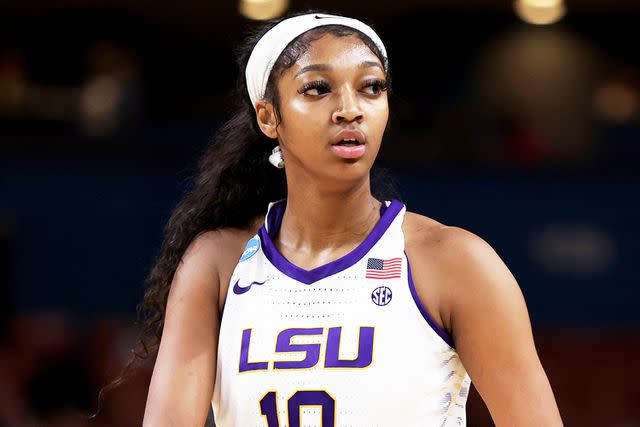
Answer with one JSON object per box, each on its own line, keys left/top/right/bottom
{"left": 322, "top": 161, "right": 373, "bottom": 183}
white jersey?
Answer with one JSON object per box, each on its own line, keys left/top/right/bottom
{"left": 213, "top": 199, "right": 471, "bottom": 426}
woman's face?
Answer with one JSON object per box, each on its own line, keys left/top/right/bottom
{"left": 272, "top": 34, "right": 389, "bottom": 187}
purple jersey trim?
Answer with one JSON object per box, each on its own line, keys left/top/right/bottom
{"left": 259, "top": 199, "right": 403, "bottom": 285}
{"left": 405, "top": 251, "right": 455, "bottom": 348}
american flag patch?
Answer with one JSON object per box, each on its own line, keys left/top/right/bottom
{"left": 366, "top": 257, "right": 402, "bottom": 279}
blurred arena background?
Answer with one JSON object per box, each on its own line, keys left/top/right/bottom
{"left": 1, "top": 0, "right": 639, "bottom": 426}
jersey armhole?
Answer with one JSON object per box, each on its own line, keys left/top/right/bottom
{"left": 404, "top": 251, "right": 455, "bottom": 349}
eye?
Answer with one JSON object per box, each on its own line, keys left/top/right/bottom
{"left": 299, "top": 80, "right": 331, "bottom": 96}
{"left": 361, "top": 78, "right": 388, "bottom": 95}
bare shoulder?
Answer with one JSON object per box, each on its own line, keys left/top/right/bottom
{"left": 182, "top": 225, "right": 257, "bottom": 265}
{"left": 402, "top": 210, "right": 516, "bottom": 334}
{"left": 171, "top": 217, "right": 264, "bottom": 310}
{"left": 403, "top": 210, "right": 479, "bottom": 249}
{"left": 183, "top": 216, "right": 263, "bottom": 265}
{"left": 403, "top": 210, "right": 503, "bottom": 275}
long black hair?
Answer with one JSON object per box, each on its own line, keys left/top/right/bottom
{"left": 95, "top": 10, "right": 397, "bottom": 413}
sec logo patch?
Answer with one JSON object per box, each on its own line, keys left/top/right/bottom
{"left": 371, "top": 286, "right": 392, "bottom": 306}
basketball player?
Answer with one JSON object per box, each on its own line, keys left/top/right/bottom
{"left": 136, "top": 11, "right": 563, "bottom": 426}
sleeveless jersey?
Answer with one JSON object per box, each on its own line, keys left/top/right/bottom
{"left": 212, "top": 199, "right": 471, "bottom": 426}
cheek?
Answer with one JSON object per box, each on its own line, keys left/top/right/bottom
{"left": 277, "top": 104, "right": 325, "bottom": 147}
{"left": 286, "top": 98, "right": 330, "bottom": 123}
{"left": 278, "top": 99, "right": 330, "bottom": 140}
{"left": 369, "top": 102, "right": 389, "bottom": 137}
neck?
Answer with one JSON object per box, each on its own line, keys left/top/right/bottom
{"left": 278, "top": 178, "right": 382, "bottom": 253}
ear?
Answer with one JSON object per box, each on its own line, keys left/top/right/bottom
{"left": 255, "top": 101, "right": 278, "bottom": 139}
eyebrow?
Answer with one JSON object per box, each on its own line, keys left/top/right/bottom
{"left": 294, "top": 64, "right": 331, "bottom": 78}
{"left": 359, "top": 61, "right": 384, "bottom": 72}
{"left": 294, "top": 61, "right": 384, "bottom": 78}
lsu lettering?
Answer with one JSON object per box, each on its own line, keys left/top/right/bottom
{"left": 239, "top": 326, "right": 374, "bottom": 372}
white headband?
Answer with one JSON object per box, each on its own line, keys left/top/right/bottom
{"left": 245, "top": 13, "right": 387, "bottom": 108}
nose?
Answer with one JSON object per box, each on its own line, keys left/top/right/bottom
{"left": 332, "top": 86, "right": 363, "bottom": 124}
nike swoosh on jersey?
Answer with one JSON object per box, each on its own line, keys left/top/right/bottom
{"left": 232, "top": 279, "right": 267, "bottom": 295}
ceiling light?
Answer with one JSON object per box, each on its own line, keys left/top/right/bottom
{"left": 239, "top": 0, "right": 289, "bottom": 21}
{"left": 514, "top": 0, "right": 566, "bottom": 25}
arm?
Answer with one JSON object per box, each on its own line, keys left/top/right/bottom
{"left": 438, "top": 228, "right": 563, "bottom": 426}
{"left": 142, "top": 232, "right": 222, "bottom": 427}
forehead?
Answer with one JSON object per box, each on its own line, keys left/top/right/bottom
{"left": 293, "top": 34, "right": 383, "bottom": 71}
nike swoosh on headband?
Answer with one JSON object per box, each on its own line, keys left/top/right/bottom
{"left": 233, "top": 279, "right": 268, "bottom": 295}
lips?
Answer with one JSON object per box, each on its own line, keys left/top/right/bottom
{"left": 331, "top": 129, "right": 366, "bottom": 146}
{"left": 330, "top": 129, "right": 367, "bottom": 159}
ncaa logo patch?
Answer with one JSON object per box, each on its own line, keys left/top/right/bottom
{"left": 371, "top": 286, "right": 392, "bottom": 306}
{"left": 239, "top": 236, "right": 260, "bottom": 262}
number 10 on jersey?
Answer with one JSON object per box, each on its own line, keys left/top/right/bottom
{"left": 260, "top": 390, "right": 335, "bottom": 427}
